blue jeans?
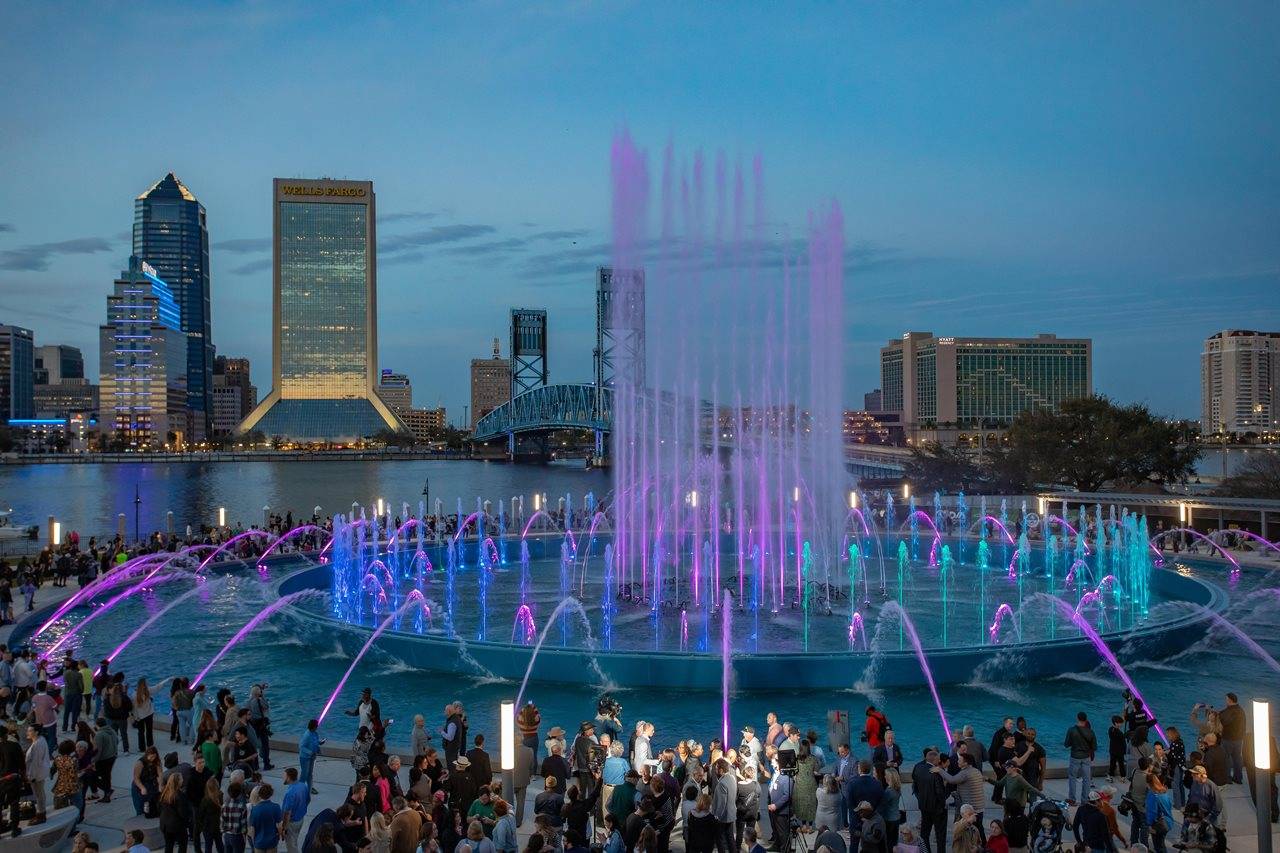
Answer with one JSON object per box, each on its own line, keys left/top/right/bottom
{"left": 223, "top": 834, "right": 246, "bottom": 853}
{"left": 177, "top": 709, "right": 194, "bottom": 742}
{"left": 1068, "top": 757, "right": 1092, "bottom": 802}
{"left": 300, "top": 754, "right": 315, "bottom": 789}
{"left": 1172, "top": 770, "right": 1186, "bottom": 808}
{"left": 62, "top": 692, "right": 82, "bottom": 730}
{"left": 1224, "top": 739, "right": 1244, "bottom": 785}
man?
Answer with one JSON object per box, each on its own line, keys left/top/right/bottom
{"left": 61, "top": 661, "right": 81, "bottom": 733}
{"left": 281, "top": 768, "right": 311, "bottom": 853}
{"left": 1020, "top": 728, "right": 1046, "bottom": 790}
{"left": 1200, "top": 734, "right": 1230, "bottom": 786}
{"left": 711, "top": 758, "right": 737, "bottom": 853}
{"left": 440, "top": 702, "right": 467, "bottom": 766}
{"left": 232, "top": 727, "right": 259, "bottom": 774}
{"left": 991, "top": 733, "right": 1025, "bottom": 805}
{"left": 0, "top": 726, "right": 22, "bottom": 837}
{"left": 1095, "top": 787, "right": 1126, "bottom": 851}
{"left": 1186, "top": 765, "right": 1223, "bottom": 830}
{"left": 741, "top": 727, "right": 763, "bottom": 775}
{"left": 1071, "top": 791, "right": 1110, "bottom": 853}
{"left": 1178, "top": 803, "right": 1219, "bottom": 852}
{"left": 992, "top": 762, "right": 1040, "bottom": 818}
{"left": 93, "top": 716, "right": 119, "bottom": 802}
{"left": 911, "top": 749, "right": 948, "bottom": 853}
{"left": 855, "top": 800, "right": 887, "bottom": 853}
{"left": 448, "top": 756, "right": 480, "bottom": 819}
{"left": 250, "top": 782, "right": 283, "bottom": 853}
{"left": 835, "top": 743, "right": 857, "bottom": 831}
{"left": 734, "top": 760, "right": 761, "bottom": 853}
{"left": 571, "top": 722, "right": 596, "bottom": 793}
{"left": 1217, "top": 693, "right": 1246, "bottom": 785}
{"left": 388, "top": 796, "right": 423, "bottom": 853}
{"left": 608, "top": 770, "right": 640, "bottom": 827}
{"left": 248, "top": 684, "right": 274, "bottom": 771}
{"left": 540, "top": 741, "right": 570, "bottom": 783}
{"left": 467, "top": 734, "right": 493, "bottom": 787}
{"left": 766, "top": 762, "right": 792, "bottom": 853}
{"left": 29, "top": 682, "right": 57, "bottom": 752}
{"left": 764, "top": 713, "right": 783, "bottom": 749}
{"left": 987, "top": 719, "right": 1022, "bottom": 774}
{"left": 126, "top": 828, "right": 150, "bottom": 853}
{"left": 846, "top": 759, "right": 883, "bottom": 818}
{"left": 871, "top": 729, "right": 903, "bottom": 771}
{"left": 513, "top": 736, "right": 535, "bottom": 826}
{"left": 780, "top": 724, "right": 801, "bottom": 756}
{"left": 951, "top": 804, "right": 982, "bottom": 853}
{"left": 863, "top": 707, "right": 890, "bottom": 753}
{"left": 935, "top": 753, "right": 987, "bottom": 841}
{"left": 1063, "top": 711, "right": 1097, "bottom": 805}
{"left": 24, "top": 725, "right": 49, "bottom": 823}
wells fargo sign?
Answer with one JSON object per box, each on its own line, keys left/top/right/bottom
{"left": 280, "top": 185, "right": 367, "bottom": 197}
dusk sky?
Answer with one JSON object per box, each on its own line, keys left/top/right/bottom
{"left": 1, "top": 2, "right": 1277, "bottom": 420}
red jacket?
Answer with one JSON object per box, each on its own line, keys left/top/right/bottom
{"left": 865, "top": 712, "right": 890, "bottom": 748}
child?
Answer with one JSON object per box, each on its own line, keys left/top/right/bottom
{"left": 745, "top": 827, "right": 767, "bottom": 853}
{"left": 1031, "top": 817, "right": 1058, "bottom": 853}
{"left": 1107, "top": 715, "right": 1127, "bottom": 781}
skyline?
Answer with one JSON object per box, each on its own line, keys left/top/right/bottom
{"left": 1, "top": 3, "right": 1278, "bottom": 420}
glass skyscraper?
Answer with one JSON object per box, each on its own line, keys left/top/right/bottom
{"left": 239, "top": 178, "right": 405, "bottom": 441}
{"left": 98, "top": 257, "right": 188, "bottom": 449}
{"left": 134, "top": 173, "right": 213, "bottom": 440}
{"left": 0, "top": 325, "right": 34, "bottom": 421}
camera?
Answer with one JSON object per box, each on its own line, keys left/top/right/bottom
{"left": 776, "top": 749, "right": 797, "bottom": 776}
{"left": 588, "top": 744, "right": 607, "bottom": 774}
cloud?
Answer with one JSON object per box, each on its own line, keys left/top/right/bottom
{"left": 214, "top": 237, "right": 272, "bottom": 254}
{"left": 0, "top": 224, "right": 13, "bottom": 233}
{"left": 527, "top": 229, "right": 591, "bottom": 242}
{"left": 441, "top": 238, "right": 529, "bottom": 258}
{"left": 379, "top": 224, "right": 496, "bottom": 254}
{"left": 379, "top": 211, "right": 441, "bottom": 225}
{"left": 230, "top": 257, "right": 272, "bottom": 275}
{"left": 0, "top": 237, "right": 114, "bottom": 271}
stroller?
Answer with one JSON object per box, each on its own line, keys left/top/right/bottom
{"left": 1029, "top": 798, "right": 1068, "bottom": 853}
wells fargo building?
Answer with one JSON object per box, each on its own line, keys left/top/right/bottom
{"left": 238, "top": 178, "right": 406, "bottom": 441}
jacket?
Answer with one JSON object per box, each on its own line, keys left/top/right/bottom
{"left": 1072, "top": 803, "right": 1112, "bottom": 851}
{"left": 1063, "top": 725, "right": 1096, "bottom": 760}
{"left": 911, "top": 762, "right": 947, "bottom": 813}
{"left": 711, "top": 772, "right": 737, "bottom": 823}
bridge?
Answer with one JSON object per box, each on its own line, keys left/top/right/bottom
{"left": 473, "top": 383, "right": 612, "bottom": 445}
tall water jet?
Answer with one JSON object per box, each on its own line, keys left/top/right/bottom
{"left": 108, "top": 578, "right": 228, "bottom": 663}
{"left": 192, "top": 590, "right": 326, "bottom": 687}
{"left": 721, "top": 589, "right": 732, "bottom": 747}
{"left": 878, "top": 601, "right": 951, "bottom": 745}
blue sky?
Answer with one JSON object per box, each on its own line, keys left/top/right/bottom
{"left": 1, "top": 2, "right": 1277, "bottom": 420}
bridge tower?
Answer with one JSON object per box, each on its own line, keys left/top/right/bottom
{"left": 509, "top": 308, "right": 549, "bottom": 457}
{"left": 594, "top": 267, "right": 645, "bottom": 457}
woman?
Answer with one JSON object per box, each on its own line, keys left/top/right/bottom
{"left": 52, "top": 740, "right": 81, "bottom": 818}
{"left": 633, "top": 825, "right": 657, "bottom": 853}
{"left": 1165, "top": 726, "right": 1188, "bottom": 809}
{"left": 1146, "top": 773, "right": 1174, "bottom": 853}
{"left": 158, "top": 773, "right": 191, "bottom": 853}
{"left": 1189, "top": 705, "right": 1222, "bottom": 749}
{"left": 816, "top": 775, "right": 842, "bottom": 833}
{"left": 173, "top": 678, "right": 196, "bottom": 744}
{"left": 196, "top": 709, "right": 220, "bottom": 749}
{"left": 879, "top": 766, "right": 904, "bottom": 849}
{"left": 791, "top": 740, "right": 819, "bottom": 829}
{"left": 517, "top": 703, "right": 541, "bottom": 767}
{"left": 132, "top": 746, "right": 162, "bottom": 817}
{"left": 370, "top": 810, "right": 391, "bottom": 853}
{"left": 685, "top": 793, "right": 716, "bottom": 853}
{"left": 197, "top": 776, "right": 224, "bottom": 853}
{"left": 985, "top": 820, "right": 1009, "bottom": 853}
{"left": 602, "top": 814, "right": 624, "bottom": 853}
{"left": 369, "top": 763, "right": 391, "bottom": 814}
{"left": 493, "top": 800, "right": 518, "bottom": 853}
{"left": 133, "top": 678, "right": 156, "bottom": 751}
{"left": 309, "top": 822, "right": 338, "bottom": 853}
{"left": 420, "top": 820, "right": 442, "bottom": 853}
{"left": 299, "top": 719, "right": 321, "bottom": 793}
{"left": 410, "top": 753, "right": 435, "bottom": 800}
{"left": 351, "top": 726, "right": 373, "bottom": 776}
{"left": 105, "top": 683, "right": 134, "bottom": 753}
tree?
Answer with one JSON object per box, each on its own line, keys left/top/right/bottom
{"left": 1006, "top": 395, "right": 1201, "bottom": 492}
{"left": 905, "top": 442, "right": 981, "bottom": 492}
{"left": 1215, "top": 454, "right": 1280, "bottom": 499}
{"left": 979, "top": 444, "right": 1033, "bottom": 494}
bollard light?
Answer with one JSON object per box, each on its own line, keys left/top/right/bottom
{"left": 689, "top": 490, "right": 698, "bottom": 508}
{"left": 849, "top": 491, "right": 858, "bottom": 510}
{"left": 533, "top": 493, "right": 541, "bottom": 511}
{"left": 1179, "top": 502, "right": 1187, "bottom": 524}
{"left": 52, "top": 521, "right": 61, "bottom": 545}
{"left": 1255, "top": 700, "right": 1271, "bottom": 770}
{"left": 793, "top": 486, "right": 800, "bottom": 503}
{"left": 1037, "top": 497, "right": 1046, "bottom": 516}
{"left": 501, "top": 701, "right": 516, "bottom": 770}
{"left": 218, "top": 507, "right": 226, "bottom": 528}
{"left": 902, "top": 483, "right": 910, "bottom": 499}
{"left": 376, "top": 498, "right": 384, "bottom": 517}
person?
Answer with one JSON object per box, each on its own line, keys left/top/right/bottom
{"left": 106, "top": 685, "right": 135, "bottom": 754}
{"left": 1176, "top": 804, "right": 1217, "bottom": 853}
{"left": 603, "top": 813, "right": 625, "bottom": 853}
{"left": 466, "top": 786, "right": 497, "bottom": 838}
{"left": 127, "top": 828, "right": 151, "bottom": 853}
{"left": 993, "top": 762, "right": 1040, "bottom": 818}
{"left": 411, "top": 716, "right": 432, "bottom": 759}
{"left": 440, "top": 703, "right": 467, "bottom": 767}
{"left": 62, "top": 662, "right": 83, "bottom": 733}
{"left": 815, "top": 776, "right": 841, "bottom": 835}
{"left": 864, "top": 707, "right": 891, "bottom": 753}
{"left": 608, "top": 770, "right": 640, "bottom": 827}
{"left": 766, "top": 761, "right": 792, "bottom": 853}
{"left": 1127, "top": 757, "right": 1152, "bottom": 847}
{"left": 24, "top": 725, "right": 50, "bottom": 824}
{"left": 93, "top": 717, "right": 118, "bottom": 802}
{"left": 459, "top": 820, "right": 495, "bottom": 853}
{"left": 513, "top": 740, "right": 535, "bottom": 826}
{"left": 31, "top": 682, "right": 58, "bottom": 752}
{"left": 197, "top": 777, "right": 225, "bottom": 853}
{"left": 1146, "top": 773, "right": 1173, "bottom": 853}
{"left": 466, "top": 735, "right": 493, "bottom": 788}
{"left": 491, "top": 800, "right": 517, "bottom": 853}
{"left": 894, "top": 827, "right": 920, "bottom": 853}
{"left": 369, "top": 811, "right": 390, "bottom": 853}
{"left": 793, "top": 741, "right": 819, "bottom": 829}
{"left": 984, "top": 820, "right": 1008, "bottom": 853}
{"left": 159, "top": 772, "right": 191, "bottom": 853}
{"left": 517, "top": 703, "right": 541, "bottom": 769}
{"left": 1214, "top": 694, "right": 1245, "bottom": 785}
{"left": 134, "top": 679, "right": 157, "bottom": 752}
{"left": 873, "top": 730, "right": 904, "bottom": 771}
{"left": 1199, "top": 735, "right": 1229, "bottom": 787}
{"left": 877, "top": 766, "right": 903, "bottom": 850}
{"left": 913, "top": 749, "right": 948, "bottom": 853}
{"left": 1071, "top": 791, "right": 1110, "bottom": 853}
{"left": 1185, "top": 765, "right": 1223, "bottom": 830}
{"left": 934, "top": 753, "right": 985, "bottom": 833}
{"left": 631, "top": 722, "right": 653, "bottom": 775}
{"left": 1106, "top": 716, "right": 1127, "bottom": 782}
{"left": 710, "top": 758, "right": 737, "bottom": 853}
{"left": 250, "top": 783, "right": 284, "bottom": 853}
{"left": 686, "top": 793, "right": 716, "bottom": 853}
{"left": 1164, "top": 727, "right": 1187, "bottom": 809}
{"left": 1063, "top": 712, "right": 1097, "bottom": 805}
{"left": 855, "top": 800, "right": 888, "bottom": 853}
{"left": 248, "top": 685, "right": 274, "bottom": 772}
{"left": 52, "top": 740, "right": 82, "bottom": 818}
{"left": 282, "top": 768, "right": 311, "bottom": 853}
{"left": 847, "top": 759, "right": 884, "bottom": 821}
{"left": 534, "top": 775, "right": 564, "bottom": 830}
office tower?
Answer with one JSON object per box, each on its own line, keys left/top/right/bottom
{"left": 470, "top": 338, "right": 511, "bottom": 429}
{"left": 1201, "top": 330, "right": 1280, "bottom": 435}
{"left": 880, "top": 331, "right": 1092, "bottom": 446}
{"left": 98, "top": 257, "right": 189, "bottom": 448}
{"left": 401, "top": 406, "right": 447, "bottom": 443}
{"left": 33, "top": 380, "right": 97, "bottom": 419}
{"left": 134, "top": 173, "right": 213, "bottom": 440}
{"left": 377, "top": 369, "right": 413, "bottom": 412}
{"left": 33, "top": 345, "right": 84, "bottom": 385}
{"left": 0, "top": 325, "right": 35, "bottom": 421}
{"left": 863, "top": 388, "right": 883, "bottom": 412}
{"left": 213, "top": 355, "right": 257, "bottom": 422}
{"left": 239, "top": 178, "right": 406, "bottom": 441}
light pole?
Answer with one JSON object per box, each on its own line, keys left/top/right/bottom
{"left": 134, "top": 483, "right": 141, "bottom": 544}
{"left": 500, "top": 700, "right": 516, "bottom": 806}
{"left": 1255, "top": 699, "right": 1273, "bottom": 853}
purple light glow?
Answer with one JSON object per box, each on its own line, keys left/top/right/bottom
{"left": 255, "top": 525, "right": 332, "bottom": 565}
{"left": 452, "top": 512, "right": 482, "bottom": 543}
{"left": 1197, "top": 606, "right": 1280, "bottom": 674}
{"left": 191, "top": 590, "right": 320, "bottom": 687}
{"left": 318, "top": 590, "right": 430, "bottom": 724}
{"left": 41, "top": 571, "right": 184, "bottom": 660}
{"left": 1150, "top": 528, "right": 1240, "bottom": 572}
{"left": 847, "top": 612, "right": 867, "bottom": 649}
{"left": 988, "top": 603, "right": 1015, "bottom": 644}
{"left": 197, "top": 530, "right": 273, "bottom": 573}
{"left": 1007, "top": 549, "right": 1020, "bottom": 578}
{"left": 35, "top": 552, "right": 167, "bottom": 637}
{"left": 1063, "top": 559, "right": 1088, "bottom": 586}
{"left": 981, "top": 516, "right": 1017, "bottom": 545}
{"left": 881, "top": 601, "right": 951, "bottom": 746}
{"left": 512, "top": 604, "right": 536, "bottom": 644}
{"left": 1047, "top": 515, "right": 1091, "bottom": 554}
{"left": 108, "top": 579, "right": 224, "bottom": 663}
{"left": 520, "top": 510, "right": 554, "bottom": 540}
{"left": 721, "top": 590, "right": 732, "bottom": 748}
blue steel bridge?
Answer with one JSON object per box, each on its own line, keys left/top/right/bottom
{"left": 470, "top": 381, "right": 905, "bottom": 479}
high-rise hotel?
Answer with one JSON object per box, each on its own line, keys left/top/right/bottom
{"left": 1201, "top": 330, "right": 1280, "bottom": 436}
{"left": 880, "top": 331, "right": 1092, "bottom": 446}
{"left": 239, "top": 179, "right": 405, "bottom": 441}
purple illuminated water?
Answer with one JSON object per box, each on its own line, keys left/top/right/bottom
{"left": 191, "top": 590, "right": 325, "bottom": 687}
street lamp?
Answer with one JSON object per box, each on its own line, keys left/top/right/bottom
{"left": 1255, "top": 699, "right": 1272, "bottom": 853}
{"left": 849, "top": 491, "right": 858, "bottom": 510}
{"left": 52, "top": 520, "right": 61, "bottom": 546}
{"left": 902, "top": 483, "right": 910, "bottom": 500}
{"left": 1037, "top": 497, "right": 1046, "bottom": 516}
{"left": 793, "top": 486, "right": 800, "bottom": 503}
{"left": 688, "top": 490, "right": 698, "bottom": 508}
{"left": 218, "top": 507, "right": 226, "bottom": 528}
{"left": 500, "top": 700, "right": 516, "bottom": 805}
